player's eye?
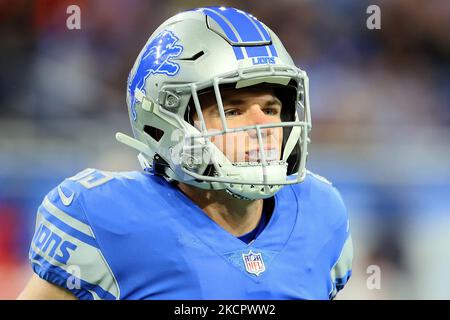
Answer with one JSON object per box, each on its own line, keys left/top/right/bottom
{"left": 224, "top": 109, "right": 241, "bottom": 117}
{"left": 263, "top": 107, "right": 281, "bottom": 116}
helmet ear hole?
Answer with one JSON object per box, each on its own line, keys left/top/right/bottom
{"left": 144, "top": 125, "right": 164, "bottom": 142}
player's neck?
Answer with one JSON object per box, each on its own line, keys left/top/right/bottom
{"left": 177, "top": 182, "right": 263, "bottom": 237}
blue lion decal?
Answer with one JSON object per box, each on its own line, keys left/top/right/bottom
{"left": 128, "top": 30, "right": 183, "bottom": 120}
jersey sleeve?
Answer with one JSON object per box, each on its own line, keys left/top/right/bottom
{"left": 328, "top": 187, "right": 353, "bottom": 300}
{"left": 28, "top": 174, "right": 120, "bottom": 300}
{"left": 329, "top": 232, "right": 353, "bottom": 299}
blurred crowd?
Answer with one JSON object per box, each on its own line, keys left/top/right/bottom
{"left": 0, "top": 0, "right": 449, "bottom": 299}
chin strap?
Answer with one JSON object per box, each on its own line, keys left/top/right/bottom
{"left": 137, "top": 153, "right": 152, "bottom": 172}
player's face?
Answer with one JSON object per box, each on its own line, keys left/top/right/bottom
{"left": 195, "top": 87, "right": 283, "bottom": 163}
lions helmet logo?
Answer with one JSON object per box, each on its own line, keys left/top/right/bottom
{"left": 128, "top": 30, "right": 183, "bottom": 120}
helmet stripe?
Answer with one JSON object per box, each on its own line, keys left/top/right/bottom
{"left": 199, "top": 8, "right": 245, "bottom": 60}
{"left": 242, "top": 11, "right": 278, "bottom": 57}
{"left": 268, "top": 44, "right": 278, "bottom": 57}
{"left": 208, "top": 7, "right": 278, "bottom": 59}
{"left": 248, "top": 15, "right": 271, "bottom": 42}
{"left": 208, "top": 7, "right": 264, "bottom": 43}
{"left": 195, "top": 7, "right": 278, "bottom": 60}
{"left": 245, "top": 46, "right": 270, "bottom": 58}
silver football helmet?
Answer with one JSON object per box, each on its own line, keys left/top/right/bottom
{"left": 116, "top": 6, "right": 311, "bottom": 200}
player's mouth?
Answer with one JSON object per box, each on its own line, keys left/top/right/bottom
{"left": 245, "top": 148, "right": 279, "bottom": 162}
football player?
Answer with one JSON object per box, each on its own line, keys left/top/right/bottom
{"left": 18, "top": 7, "right": 352, "bottom": 300}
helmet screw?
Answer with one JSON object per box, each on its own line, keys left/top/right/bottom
{"left": 166, "top": 94, "right": 179, "bottom": 108}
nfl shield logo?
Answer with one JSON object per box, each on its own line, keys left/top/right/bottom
{"left": 242, "top": 250, "right": 266, "bottom": 276}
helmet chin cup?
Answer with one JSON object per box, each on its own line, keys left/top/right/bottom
{"left": 220, "top": 161, "right": 288, "bottom": 200}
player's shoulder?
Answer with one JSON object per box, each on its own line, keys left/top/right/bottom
{"left": 291, "top": 170, "right": 348, "bottom": 226}
{"left": 293, "top": 170, "right": 343, "bottom": 201}
{"left": 305, "top": 170, "right": 333, "bottom": 187}
{"left": 44, "top": 168, "right": 162, "bottom": 222}
{"left": 58, "top": 167, "right": 149, "bottom": 192}
{"left": 53, "top": 167, "right": 160, "bottom": 199}
{"left": 307, "top": 170, "right": 344, "bottom": 203}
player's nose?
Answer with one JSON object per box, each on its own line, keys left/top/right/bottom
{"left": 247, "top": 104, "right": 276, "bottom": 138}
{"left": 248, "top": 104, "right": 271, "bottom": 125}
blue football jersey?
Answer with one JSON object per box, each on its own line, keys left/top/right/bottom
{"left": 29, "top": 168, "right": 353, "bottom": 300}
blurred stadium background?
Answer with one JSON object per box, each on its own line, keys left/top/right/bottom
{"left": 1, "top": 0, "right": 449, "bottom": 299}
